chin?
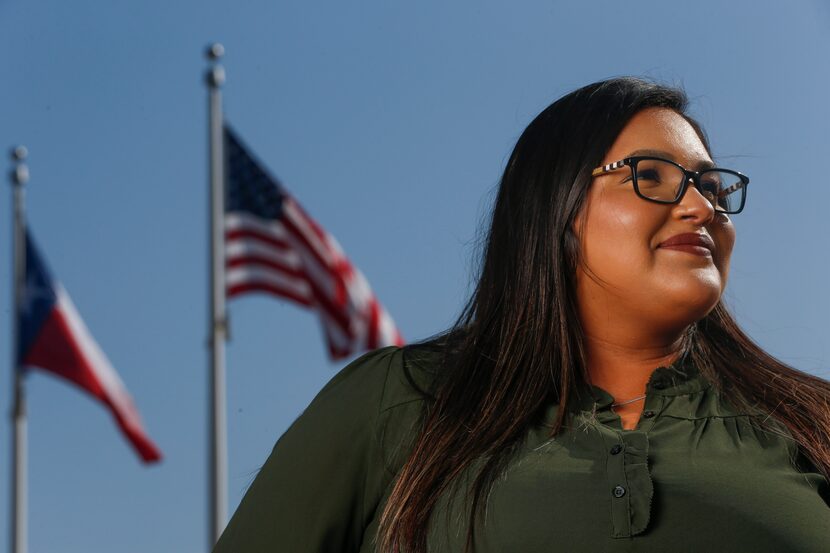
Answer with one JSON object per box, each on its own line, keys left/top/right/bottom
{"left": 658, "top": 274, "right": 723, "bottom": 320}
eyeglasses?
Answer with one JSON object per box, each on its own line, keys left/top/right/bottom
{"left": 591, "top": 156, "right": 749, "bottom": 214}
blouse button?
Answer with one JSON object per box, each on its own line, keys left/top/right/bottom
{"left": 612, "top": 485, "right": 626, "bottom": 498}
{"left": 610, "top": 445, "right": 623, "bottom": 455}
{"left": 642, "top": 410, "right": 656, "bottom": 419}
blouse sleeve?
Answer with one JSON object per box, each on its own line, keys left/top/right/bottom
{"left": 212, "top": 346, "right": 403, "bottom": 553}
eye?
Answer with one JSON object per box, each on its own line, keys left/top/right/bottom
{"left": 700, "top": 176, "right": 723, "bottom": 204}
{"left": 635, "top": 168, "right": 663, "bottom": 189}
{"left": 638, "top": 168, "right": 661, "bottom": 181}
{"left": 701, "top": 177, "right": 721, "bottom": 194}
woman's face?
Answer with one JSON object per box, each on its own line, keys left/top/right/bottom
{"left": 575, "top": 107, "right": 736, "bottom": 331}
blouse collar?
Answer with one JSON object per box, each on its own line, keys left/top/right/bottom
{"left": 572, "top": 354, "right": 711, "bottom": 413}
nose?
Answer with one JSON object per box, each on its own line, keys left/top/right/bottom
{"left": 673, "top": 178, "right": 716, "bottom": 224}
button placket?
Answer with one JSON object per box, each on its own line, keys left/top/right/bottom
{"left": 604, "top": 432, "right": 627, "bottom": 537}
{"left": 606, "top": 430, "right": 653, "bottom": 538}
{"left": 621, "top": 432, "right": 652, "bottom": 535}
{"left": 590, "top": 376, "right": 677, "bottom": 540}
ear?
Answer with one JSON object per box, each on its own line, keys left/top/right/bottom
{"left": 571, "top": 195, "right": 589, "bottom": 242}
{"left": 567, "top": 190, "right": 590, "bottom": 271}
{"left": 571, "top": 211, "right": 583, "bottom": 240}
{"left": 565, "top": 217, "right": 583, "bottom": 273}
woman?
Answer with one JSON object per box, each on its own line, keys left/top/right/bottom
{"left": 214, "top": 77, "right": 830, "bottom": 552}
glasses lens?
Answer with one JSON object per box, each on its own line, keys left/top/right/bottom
{"left": 633, "top": 158, "right": 685, "bottom": 202}
{"left": 699, "top": 171, "right": 746, "bottom": 213}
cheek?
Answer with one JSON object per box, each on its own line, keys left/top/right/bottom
{"left": 711, "top": 217, "right": 736, "bottom": 282}
{"left": 579, "top": 192, "right": 661, "bottom": 280}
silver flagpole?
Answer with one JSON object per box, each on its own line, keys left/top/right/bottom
{"left": 10, "top": 145, "right": 29, "bottom": 553}
{"left": 206, "top": 43, "right": 228, "bottom": 548}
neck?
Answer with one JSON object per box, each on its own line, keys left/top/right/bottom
{"left": 575, "top": 285, "right": 692, "bottom": 400}
{"left": 582, "top": 332, "right": 685, "bottom": 401}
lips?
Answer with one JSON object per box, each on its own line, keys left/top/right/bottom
{"left": 657, "top": 233, "right": 715, "bottom": 256}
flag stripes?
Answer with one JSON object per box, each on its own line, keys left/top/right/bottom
{"left": 19, "top": 231, "right": 162, "bottom": 463}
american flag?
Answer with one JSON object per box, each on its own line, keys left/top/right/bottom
{"left": 223, "top": 126, "right": 404, "bottom": 359}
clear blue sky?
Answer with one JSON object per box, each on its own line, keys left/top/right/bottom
{"left": 1, "top": 1, "right": 828, "bottom": 551}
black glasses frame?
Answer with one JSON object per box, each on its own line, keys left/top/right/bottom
{"left": 591, "top": 156, "right": 749, "bottom": 214}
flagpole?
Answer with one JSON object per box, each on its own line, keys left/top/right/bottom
{"left": 10, "top": 145, "right": 29, "bottom": 553}
{"left": 206, "top": 43, "right": 228, "bottom": 548}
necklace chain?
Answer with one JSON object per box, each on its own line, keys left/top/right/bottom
{"left": 611, "top": 394, "right": 647, "bottom": 408}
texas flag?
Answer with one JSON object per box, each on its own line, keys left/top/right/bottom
{"left": 17, "top": 231, "right": 162, "bottom": 463}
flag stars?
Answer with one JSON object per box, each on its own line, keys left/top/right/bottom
{"left": 225, "top": 128, "right": 285, "bottom": 220}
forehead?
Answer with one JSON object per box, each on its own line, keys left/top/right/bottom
{"left": 604, "top": 108, "right": 712, "bottom": 169}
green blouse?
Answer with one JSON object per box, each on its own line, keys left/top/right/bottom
{"left": 213, "top": 346, "right": 830, "bottom": 552}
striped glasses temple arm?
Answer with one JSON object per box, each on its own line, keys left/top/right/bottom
{"left": 591, "top": 159, "right": 626, "bottom": 177}
{"left": 717, "top": 180, "right": 746, "bottom": 198}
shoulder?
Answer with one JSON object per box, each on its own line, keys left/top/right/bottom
{"left": 213, "top": 347, "right": 441, "bottom": 553}
{"left": 315, "top": 344, "right": 439, "bottom": 414}
{"left": 303, "top": 344, "right": 443, "bottom": 497}
{"left": 380, "top": 344, "right": 441, "bottom": 409}
{"left": 314, "top": 344, "right": 440, "bottom": 441}
{"left": 333, "top": 344, "right": 442, "bottom": 476}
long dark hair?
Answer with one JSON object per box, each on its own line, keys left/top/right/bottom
{"left": 377, "top": 77, "right": 830, "bottom": 553}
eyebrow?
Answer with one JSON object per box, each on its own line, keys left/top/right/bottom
{"left": 626, "top": 149, "right": 716, "bottom": 171}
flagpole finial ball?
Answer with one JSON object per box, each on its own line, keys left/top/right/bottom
{"left": 11, "top": 145, "right": 27, "bottom": 161}
{"left": 207, "top": 66, "right": 226, "bottom": 87}
{"left": 13, "top": 165, "right": 29, "bottom": 185}
{"left": 207, "top": 43, "right": 225, "bottom": 60}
